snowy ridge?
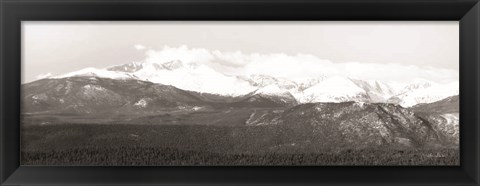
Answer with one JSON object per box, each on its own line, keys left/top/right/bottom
{"left": 397, "top": 78, "right": 437, "bottom": 95}
{"left": 392, "top": 81, "right": 459, "bottom": 107}
{"left": 255, "top": 85, "right": 287, "bottom": 96}
{"left": 131, "top": 63, "right": 256, "bottom": 96}
{"left": 50, "top": 60, "right": 459, "bottom": 107}
{"left": 298, "top": 77, "right": 368, "bottom": 103}
{"left": 351, "top": 79, "right": 400, "bottom": 100}
{"left": 54, "top": 67, "right": 133, "bottom": 80}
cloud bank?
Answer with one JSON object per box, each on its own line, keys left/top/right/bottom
{"left": 140, "top": 45, "right": 458, "bottom": 84}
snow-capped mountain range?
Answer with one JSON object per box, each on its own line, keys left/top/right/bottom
{"left": 48, "top": 60, "right": 459, "bottom": 107}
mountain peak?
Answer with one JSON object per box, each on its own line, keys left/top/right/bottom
{"left": 107, "top": 62, "right": 143, "bottom": 73}
{"left": 389, "top": 81, "right": 458, "bottom": 107}
{"left": 159, "top": 60, "right": 185, "bottom": 70}
{"left": 299, "top": 77, "right": 368, "bottom": 103}
{"left": 403, "top": 78, "right": 437, "bottom": 91}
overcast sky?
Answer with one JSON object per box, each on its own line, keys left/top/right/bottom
{"left": 22, "top": 21, "right": 459, "bottom": 83}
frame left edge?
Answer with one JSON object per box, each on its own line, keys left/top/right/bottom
{"left": 1, "top": 1, "right": 22, "bottom": 185}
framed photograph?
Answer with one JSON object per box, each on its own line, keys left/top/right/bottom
{"left": 1, "top": 0, "right": 479, "bottom": 185}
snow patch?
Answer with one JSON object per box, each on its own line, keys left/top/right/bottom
{"left": 65, "top": 81, "right": 73, "bottom": 95}
{"left": 177, "top": 105, "right": 205, "bottom": 111}
{"left": 441, "top": 113, "right": 459, "bottom": 125}
{"left": 134, "top": 98, "right": 148, "bottom": 107}
{"left": 32, "top": 94, "right": 48, "bottom": 101}
{"left": 83, "top": 84, "right": 106, "bottom": 92}
{"left": 354, "top": 102, "right": 366, "bottom": 108}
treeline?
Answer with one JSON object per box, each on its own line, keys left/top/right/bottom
{"left": 21, "top": 124, "right": 459, "bottom": 166}
{"left": 21, "top": 123, "right": 290, "bottom": 153}
{"left": 22, "top": 147, "right": 459, "bottom": 166}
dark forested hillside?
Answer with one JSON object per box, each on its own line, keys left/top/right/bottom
{"left": 410, "top": 95, "right": 459, "bottom": 114}
{"left": 21, "top": 124, "right": 459, "bottom": 166}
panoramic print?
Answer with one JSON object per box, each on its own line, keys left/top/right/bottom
{"left": 21, "top": 22, "right": 459, "bottom": 165}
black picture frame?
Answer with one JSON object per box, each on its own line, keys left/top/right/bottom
{"left": 1, "top": 0, "right": 479, "bottom": 185}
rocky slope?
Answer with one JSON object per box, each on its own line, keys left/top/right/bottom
{"left": 411, "top": 95, "right": 459, "bottom": 114}
{"left": 21, "top": 77, "right": 296, "bottom": 114}
{"left": 410, "top": 95, "right": 459, "bottom": 144}
{"left": 22, "top": 77, "right": 203, "bottom": 114}
{"left": 246, "top": 102, "right": 458, "bottom": 149}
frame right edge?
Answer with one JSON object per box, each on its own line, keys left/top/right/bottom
{"left": 0, "top": 0, "right": 6, "bottom": 184}
{"left": 460, "top": 1, "right": 480, "bottom": 185}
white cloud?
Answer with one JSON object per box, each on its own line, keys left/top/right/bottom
{"left": 134, "top": 44, "right": 146, "bottom": 50}
{"left": 36, "top": 72, "right": 52, "bottom": 79}
{"left": 144, "top": 45, "right": 214, "bottom": 65}
{"left": 140, "top": 45, "right": 458, "bottom": 84}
